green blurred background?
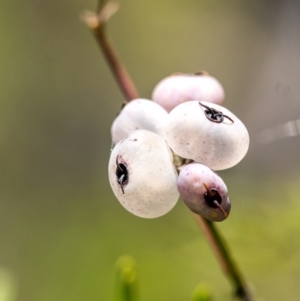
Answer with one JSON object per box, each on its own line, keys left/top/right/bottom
{"left": 1, "top": 0, "right": 300, "bottom": 300}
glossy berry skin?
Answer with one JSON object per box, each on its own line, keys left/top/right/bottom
{"left": 108, "top": 130, "right": 179, "bottom": 219}
{"left": 165, "top": 101, "right": 249, "bottom": 170}
{"left": 177, "top": 163, "right": 230, "bottom": 222}
{"left": 111, "top": 98, "right": 168, "bottom": 145}
{"left": 152, "top": 74, "right": 224, "bottom": 112}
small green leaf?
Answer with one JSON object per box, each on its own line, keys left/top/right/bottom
{"left": 114, "top": 255, "right": 139, "bottom": 301}
{"left": 191, "top": 282, "right": 213, "bottom": 301}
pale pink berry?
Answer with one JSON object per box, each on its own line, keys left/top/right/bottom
{"left": 152, "top": 73, "right": 225, "bottom": 112}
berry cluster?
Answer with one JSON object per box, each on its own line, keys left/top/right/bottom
{"left": 108, "top": 73, "right": 249, "bottom": 221}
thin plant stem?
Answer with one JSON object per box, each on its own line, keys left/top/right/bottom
{"left": 81, "top": 3, "right": 140, "bottom": 102}
{"left": 196, "top": 215, "right": 253, "bottom": 301}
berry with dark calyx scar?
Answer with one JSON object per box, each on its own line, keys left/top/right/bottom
{"left": 165, "top": 101, "right": 249, "bottom": 170}
{"left": 111, "top": 98, "right": 168, "bottom": 145}
{"left": 108, "top": 129, "right": 179, "bottom": 218}
{"left": 177, "top": 163, "right": 230, "bottom": 222}
{"left": 152, "top": 72, "right": 225, "bottom": 112}
{"left": 115, "top": 155, "right": 128, "bottom": 194}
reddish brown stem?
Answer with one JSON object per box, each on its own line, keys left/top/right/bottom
{"left": 196, "top": 215, "right": 253, "bottom": 301}
{"left": 93, "top": 28, "right": 139, "bottom": 101}
{"left": 82, "top": 7, "right": 139, "bottom": 102}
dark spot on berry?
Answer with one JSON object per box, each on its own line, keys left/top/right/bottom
{"left": 204, "top": 188, "right": 222, "bottom": 208}
{"left": 202, "top": 183, "right": 228, "bottom": 217}
{"left": 199, "top": 102, "right": 234, "bottom": 124}
{"left": 116, "top": 155, "right": 128, "bottom": 194}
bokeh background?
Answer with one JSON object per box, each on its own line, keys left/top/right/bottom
{"left": 1, "top": 0, "right": 300, "bottom": 300}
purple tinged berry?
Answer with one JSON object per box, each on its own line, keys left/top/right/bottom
{"left": 177, "top": 163, "right": 230, "bottom": 222}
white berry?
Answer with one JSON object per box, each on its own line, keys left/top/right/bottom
{"left": 111, "top": 98, "right": 168, "bottom": 145}
{"left": 165, "top": 101, "right": 249, "bottom": 170}
{"left": 108, "top": 130, "right": 179, "bottom": 218}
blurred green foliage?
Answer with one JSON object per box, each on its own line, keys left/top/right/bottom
{"left": 191, "top": 282, "right": 213, "bottom": 301}
{"left": 1, "top": 0, "right": 300, "bottom": 301}
{"left": 114, "top": 256, "right": 138, "bottom": 301}
{"left": 0, "top": 269, "right": 16, "bottom": 301}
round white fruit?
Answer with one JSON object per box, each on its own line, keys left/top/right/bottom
{"left": 152, "top": 74, "right": 224, "bottom": 112}
{"left": 111, "top": 98, "right": 168, "bottom": 145}
{"left": 178, "top": 163, "right": 230, "bottom": 222}
{"left": 165, "top": 101, "right": 249, "bottom": 170}
{"left": 108, "top": 130, "right": 179, "bottom": 218}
